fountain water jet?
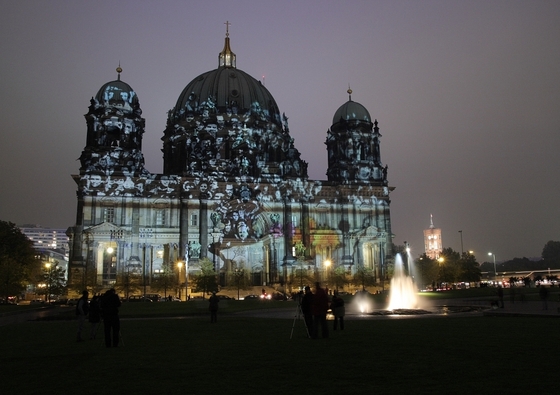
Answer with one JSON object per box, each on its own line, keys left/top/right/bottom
{"left": 387, "top": 253, "right": 419, "bottom": 310}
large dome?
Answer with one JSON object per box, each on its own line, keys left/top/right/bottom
{"left": 162, "top": 32, "right": 307, "bottom": 179}
{"left": 172, "top": 67, "right": 281, "bottom": 126}
{"left": 332, "top": 100, "right": 371, "bottom": 124}
{"left": 95, "top": 79, "right": 139, "bottom": 110}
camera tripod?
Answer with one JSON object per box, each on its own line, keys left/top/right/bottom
{"left": 290, "top": 296, "right": 310, "bottom": 339}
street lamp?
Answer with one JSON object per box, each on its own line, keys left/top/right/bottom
{"left": 177, "top": 261, "right": 183, "bottom": 301}
{"left": 185, "top": 258, "right": 189, "bottom": 301}
{"left": 45, "top": 262, "right": 52, "bottom": 303}
{"left": 488, "top": 252, "right": 497, "bottom": 281}
{"left": 437, "top": 257, "right": 444, "bottom": 290}
{"left": 324, "top": 259, "right": 331, "bottom": 286}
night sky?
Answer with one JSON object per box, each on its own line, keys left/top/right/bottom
{"left": 1, "top": 0, "right": 559, "bottom": 262}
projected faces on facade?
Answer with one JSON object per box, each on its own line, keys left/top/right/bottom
{"left": 165, "top": 97, "right": 307, "bottom": 181}
{"left": 102, "top": 86, "right": 136, "bottom": 108}
{"left": 81, "top": 83, "right": 146, "bottom": 179}
{"left": 80, "top": 174, "right": 180, "bottom": 198}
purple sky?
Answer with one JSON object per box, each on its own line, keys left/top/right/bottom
{"left": 1, "top": 0, "right": 559, "bottom": 262}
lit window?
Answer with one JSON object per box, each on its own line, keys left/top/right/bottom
{"left": 104, "top": 207, "right": 115, "bottom": 223}
{"left": 156, "top": 209, "right": 166, "bottom": 226}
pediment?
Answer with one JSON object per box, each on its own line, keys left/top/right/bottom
{"left": 85, "top": 222, "right": 125, "bottom": 236}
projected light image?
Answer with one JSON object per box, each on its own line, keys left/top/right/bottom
{"left": 69, "top": 29, "right": 393, "bottom": 291}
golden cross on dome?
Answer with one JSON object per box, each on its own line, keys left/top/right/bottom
{"left": 224, "top": 20, "right": 231, "bottom": 37}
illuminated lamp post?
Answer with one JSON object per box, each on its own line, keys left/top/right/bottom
{"left": 45, "top": 262, "right": 52, "bottom": 302}
{"left": 106, "top": 246, "right": 115, "bottom": 286}
{"left": 488, "top": 252, "right": 497, "bottom": 282}
{"left": 177, "top": 261, "right": 183, "bottom": 301}
{"left": 185, "top": 258, "right": 189, "bottom": 301}
{"left": 437, "top": 257, "right": 444, "bottom": 290}
{"left": 324, "top": 259, "right": 331, "bottom": 288}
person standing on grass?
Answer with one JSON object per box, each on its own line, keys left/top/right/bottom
{"left": 209, "top": 292, "right": 219, "bottom": 323}
{"left": 76, "top": 290, "right": 89, "bottom": 342}
{"left": 311, "top": 282, "right": 329, "bottom": 339}
{"left": 300, "top": 286, "right": 314, "bottom": 337}
{"left": 88, "top": 293, "right": 101, "bottom": 340}
{"left": 497, "top": 285, "right": 504, "bottom": 308}
{"left": 101, "top": 288, "right": 121, "bottom": 347}
{"left": 539, "top": 285, "right": 549, "bottom": 310}
{"left": 331, "top": 291, "right": 345, "bottom": 331}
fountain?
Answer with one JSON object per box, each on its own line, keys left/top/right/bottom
{"left": 387, "top": 253, "right": 419, "bottom": 310}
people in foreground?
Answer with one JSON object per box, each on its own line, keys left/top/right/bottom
{"left": 209, "top": 291, "right": 219, "bottom": 323}
{"left": 331, "top": 291, "right": 345, "bottom": 331}
{"left": 76, "top": 290, "right": 89, "bottom": 342}
{"left": 101, "top": 288, "right": 121, "bottom": 347}
{"left": 311, "top": 282, "right": 329, "bottom": 339}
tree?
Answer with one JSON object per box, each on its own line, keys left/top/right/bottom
{"left": 438, "top": 248, "right": 461, "bottom": 284}
{"left": 190, "top": 258, "right": 218, "bottom": 298}
{"left": 0, "top": 221, "right": 38, "bottom": 301}
{"left": 291, "top": 259, "right": 315, "bottom": 290}
{"left": 114, "top": 270, "right": 142, "bottom": 299}
{"left": 36, "top": 262, "right": 67, "bottom": 301}
{"left": 542, "top": 241, "right": 560, "bottom": 268}
{"left": 226, "top": 261, "right": 252, "bottom": 300}
{"left": 150, "top": 264, "right": 176, "bottom": 298}
{"left": 352, "top": 266, "right": 376, "bottom": 291}
{"left": 329, "top": 266, "right": 349, "bottom": 291}
{"left": 459, "top": 252, "right": 481, "bottom": 282}
{"left": 415, "top": 254, "right": 439, "bottom": 289}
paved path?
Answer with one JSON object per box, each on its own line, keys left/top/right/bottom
{"left": 3, "top": 298, "right": 559, "bottom": 327}
{"left": 0, "top": 306, "right": 64, "bottom": 326}
{"left": 479, "top": 300, "right": 560, "bottom": 317}
{"left": 234, "top": 298, "right": 560, "bottom": 320}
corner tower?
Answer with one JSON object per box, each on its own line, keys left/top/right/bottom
{"left": 79, "top": 66, "right": 147, "bottom": 178}
{"left": 326, "top": 89, "right": 387, "bottom": 184}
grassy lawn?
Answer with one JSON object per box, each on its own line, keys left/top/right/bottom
{"left": 1, "top": 297, "right": 559, "bottom": 394}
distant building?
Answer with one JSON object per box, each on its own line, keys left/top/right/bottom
{"left": 19, "top": 225, "right": 69, "bottom": 251}
{"left": 66, "top": 28, "right": 395, "bottom": 292}
{"left": 19, "top": 225, "right": 69, "bottom": 278}
{"left": 423, "top": 215, "right": 442, "bottom": 259}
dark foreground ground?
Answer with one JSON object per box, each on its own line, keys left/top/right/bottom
{"left": 1, "top": 297, "right": 559, "bottom": 395}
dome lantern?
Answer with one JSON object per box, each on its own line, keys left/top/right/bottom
{"left": 219, "top": 21, "right": 236, "bottom": 68}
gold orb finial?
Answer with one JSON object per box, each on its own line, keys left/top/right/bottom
{"left": 116, "top": 63, "right": 122, "bottom": 80}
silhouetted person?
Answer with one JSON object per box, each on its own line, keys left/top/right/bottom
{"left": 300, "top": 286, "right": 313, "bottom": 337}
{"left": 509, "top": 287, "right": 516, "bottom": 303}
{"left": 539, "top": 284, "right": 549, "bottom": 310}
{"left": 331, "top": 290, "right": 345, "bottom": 331}
{"left": 88, "top": 294, "right": 101, "bottom": 340}
{"left": 101, "top": 288, "right": 121, "bottom": 347}
{"left": 209, "top": 292, "right": 219, "bottom": 323}
{"left": 497, "top": 286, "right": 504, "bottom": 308}
{"left": 76, "top": 290, "right": 89, "bottom": 342}
{"left": 311, "top": 282, "right": 329, "bottom": 339}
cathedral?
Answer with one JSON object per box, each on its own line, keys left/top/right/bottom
{"left": 67, "top": 29, "right": 394, "bottom": 295}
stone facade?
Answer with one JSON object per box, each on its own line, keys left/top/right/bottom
{"left": 67, "top": 33, "right": 394, "bottom": 292}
